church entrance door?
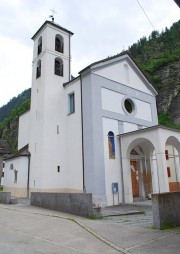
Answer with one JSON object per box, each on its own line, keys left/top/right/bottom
{"left": 131, "top": 161, "right": 139, "bottom": 197}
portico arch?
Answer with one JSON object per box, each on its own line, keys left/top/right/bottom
{"left": 127, "top": 138, "right": 156, "bottom": 201}
{"left": 119, "top": 126, "right": 180, "bottom": 203}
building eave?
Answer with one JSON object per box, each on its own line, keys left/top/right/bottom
{"left": 5, "top": 144, "right": 30, "bottom": 161}
{"left": 31, "top": 20, "right": 74, "bottom": 40}
{"left": 78, "top": 51, "right": 158, "bottom": 95}
{"left": 118, "top": 125, "right": 180, "bottom": 138}
{"left": 63, "top": 76, "right": 80, "bottom": 87}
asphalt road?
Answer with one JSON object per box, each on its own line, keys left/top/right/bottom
{"left": 0, "top": 204, "right": 179, "bottom": 254}
{"left": 0, "top": 205, "right": 120, "bottom": 254}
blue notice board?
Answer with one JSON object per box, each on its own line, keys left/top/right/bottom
{"left": 112, "top": 182, "right": 119, "bottom": 193}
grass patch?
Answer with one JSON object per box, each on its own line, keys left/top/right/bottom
{"left": 88, "top": 214, "right": 103, "bottom": 220}
{"left": 160, "top": 222, "right": 176, "bottom": 230}
{"left": 0, "top": 188, "right": 3, "bottom": 192}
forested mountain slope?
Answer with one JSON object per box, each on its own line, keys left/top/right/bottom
{"left": 128, "top": 20, "right": 180, "bottom": 126}
{"left": 0, "top": 90, "right": 31, "bottom": 151}
{"left": 0, "top": 88, "right": 31, "bottom": 122}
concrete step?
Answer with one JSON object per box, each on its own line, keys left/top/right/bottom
{"left": 10, "top": 198, "right": 30, "bottom": 205}
{"left": 102, "top": 209, "right": 145, "bottom": 217}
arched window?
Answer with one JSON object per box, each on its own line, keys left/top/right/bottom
{"left": 108, "top": 131, "right": 115, "bottom": 159}
{"left": 54, "top": 57, "right": 63, "bottom": 76}
{"left": 55, "top": 34, "right": 64, "bottom": 53}
{"left": 37, "top": 36, "right": 42, "bottom": 55}
{"left": 36, "top": 59, "right": 41, "bottom": 79}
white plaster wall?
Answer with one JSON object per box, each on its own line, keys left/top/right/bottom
{"left": 33, "top": 23, "right": 71, "bottom": 61}
{"left": 3, "top": 157, "right": 28, "bottom": 189}
{"left": 0, "top": 155, "right": 3, "bottom": 186}
{"left": 94, "top": 60, "right": 152, "bottom": 95}
{"left": 64, "top": 79, "right": 83, "bottom": 191}
{"left": 123, "top": 122, "right": 138, "bottom": 133}
{"left": 35, "top": 79, "right": 83, "bottom": 192}
{"left": 101, "top": 88, "right": 153, "bottom": 122}
{"left": 18, "top": 111, "right": 30, "bottom": 150}
{"left": 102, "top": 117, "right": 122, "bottom": 205}
{"left": 29, "top": 22, "right": 72, "bottom": 192}
{"left": 101, "top": 88, "right": 124, "bottom": 114}
{"left": 166, "top": 145, "right": 177, "bottom": 182}
{"left": 134, "top": 99, "right": 152, "bottom": 121}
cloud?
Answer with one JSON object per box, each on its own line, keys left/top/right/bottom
{"left": 0, "top": 35, "right": 32, "bottom": 106}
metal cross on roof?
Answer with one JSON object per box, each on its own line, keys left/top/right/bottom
{"left": 49, "top": 8, "right": 57, "bottom": 22}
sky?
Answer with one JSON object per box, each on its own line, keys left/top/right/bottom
{"left": 0, "top": 0, "right": 179, "bottom": 107}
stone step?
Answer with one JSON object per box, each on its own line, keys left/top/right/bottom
{"left": 10, "top": 198, "right": 30, "bottom": 205}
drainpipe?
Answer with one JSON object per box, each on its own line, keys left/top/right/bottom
{"left": 119, "top": 135, "right": 125, "bottom": 203}
{"left": 80, "top": 75, "right": 86, "bottom": 193}
{"left": 27, "top": 152, "right": 31, "bottom": 199}
{"left": 69, "top": 33, "right": 71, "bottom": 81}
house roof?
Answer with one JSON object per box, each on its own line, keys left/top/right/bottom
{"left": 5, "top": 144, "right": 30, "bottom": 161}
{"left": 31, "top": 20, "right": 74, "bottom": 40}
{"left": 0, "top": 140, "right": 11, "bottom": 155}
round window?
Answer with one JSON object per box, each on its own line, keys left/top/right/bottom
{"left": 122, "top": 97, "right": 136, "bottom": 115}
{"left": 124, "top": 99, "right": 133, "bottom": 113}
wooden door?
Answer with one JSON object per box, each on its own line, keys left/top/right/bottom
{"left": 131, "top": 161, "right": 139, "bottom": 197}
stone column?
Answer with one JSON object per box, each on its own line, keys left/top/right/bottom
{"left": 121, "top": 157, "right": 133, "bottom": 203}
{"left": 138, "top": 158, "right": 145, "bottom": 198}
{"left": 155, "top": 151, "right": 169, "bottom": 193}
{"left": 150, "top": 150, "right": 160, "bottom": 193}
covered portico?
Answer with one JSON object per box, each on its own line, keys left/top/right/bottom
{"left": 119, "top": 125, "right": 180, "bottom": 203}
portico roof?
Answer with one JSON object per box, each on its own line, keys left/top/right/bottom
{"left": 118, "top": 125, "right": 180, "bottom": 138}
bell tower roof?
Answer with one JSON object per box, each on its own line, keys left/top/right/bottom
{"left": 31, "top": 20, "right": 74, "bottom": 40}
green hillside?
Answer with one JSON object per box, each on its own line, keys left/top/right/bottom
{"left": 0, "top": 88, "right": 31, "bottom": 122}
{"left": 128, "top": 20, "right": 180, "bottom": 129}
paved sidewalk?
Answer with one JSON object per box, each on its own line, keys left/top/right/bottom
{"left": 101, "top": 202, "right": 153, "bottom": 228}
{"left": 101, "top": 201, "right": 152, "bottom": 216}
{"left": 0, "top": 203, "right": 179, "bottom": 254}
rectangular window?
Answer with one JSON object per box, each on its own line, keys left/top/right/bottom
{"left": 165, "top": 150, "right": 169, "bottom": 160}
{"left": 57, "top": 125, "right": 59, "bottom": 134}
{"left": 68, "top": 93, "right": 75, "bottom": 114}
{"left": 57, "top": 166, "right": 60, "bottom": 172}
{"left": 14, "top": 170, "right": 18, "bottom": 183}
{"left": 167, "top": 167, "right": 171, "bottom": 177}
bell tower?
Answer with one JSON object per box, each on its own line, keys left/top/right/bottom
{"left": 29, "top": 20, "right": 73, "bottom": 193}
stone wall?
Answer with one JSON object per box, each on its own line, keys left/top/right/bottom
{"left": 31, "top": 192, "right": 94, "bottom": 217}
{"left": 0, "top": 192, "right": 11, "bottom": 204}
{"left": 152, "top": 191, "right": 180, "bottom": 229}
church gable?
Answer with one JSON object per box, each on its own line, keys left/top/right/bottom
{"left": 91, "top": 54, "right": 157, "bottom": 96}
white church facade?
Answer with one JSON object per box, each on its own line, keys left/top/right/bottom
{"left": 3, "top": 20, "right": 180, "bottom": 206}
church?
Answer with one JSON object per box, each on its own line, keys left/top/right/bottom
{"left": 3, "top": 20, "right": 180, "bottom": 207}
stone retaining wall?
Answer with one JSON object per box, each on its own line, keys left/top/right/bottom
{"left": 0, "top": 192, "right": 11, "bottom": 204}
{"left": 31, "top": 192, "right": 94, "bottom": 217}
{"left": 152, "top": 191, "right": 180, "bottom": 229}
